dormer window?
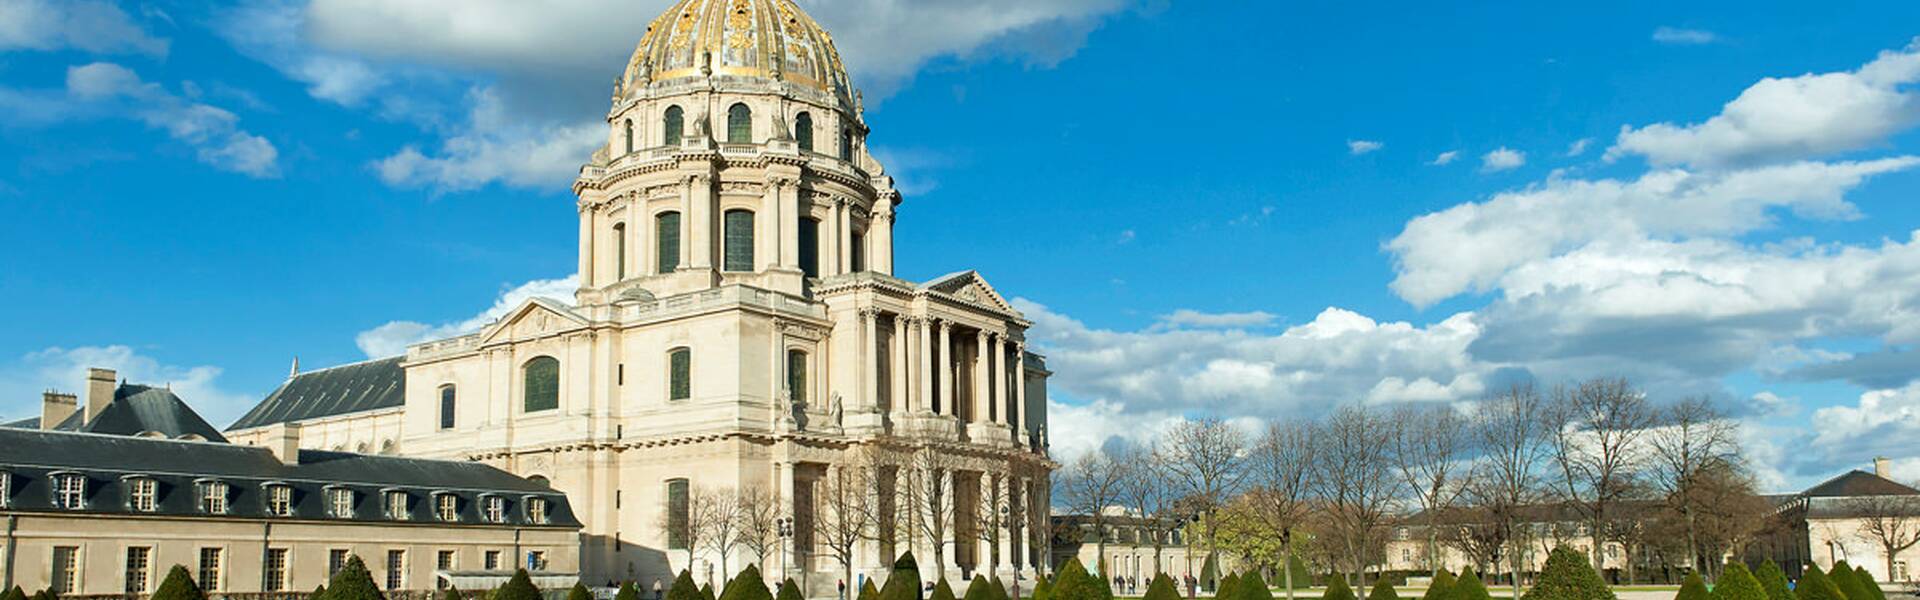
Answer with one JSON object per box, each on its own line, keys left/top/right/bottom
{"left": 198, "top": 480, "right": 229, "bottom": 515}
{"left": 53, "top": 473, "right": 86, "bottom": 510}
{"left": 483, "top": 496, "right": 506, "bottom": 523}
{"left": 264, "top": 484, "right": 293, "bottom": 517}
{"left": 127, "top": 477, "right": 158, "bottom": 512}
{"left": 435, "top": 493, "right": 459, "bottom": 522}
{"left": 328, "top": 488, "right": 355, "bottom": 518}
{"left": 527, "top": 497, "right": 550, "bottom": 524}
{"left": 385, "top": 490, "right": 410, "bottom": 520}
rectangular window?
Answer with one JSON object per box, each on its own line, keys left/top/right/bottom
{"left": 330, "top": 488, "right": 355, "bottom": 518}
{"left": 330, "top": 549, "right": 349, "bottom": 577}
{"left": 266, "top": 485, "right": 293, "bottom": 517}
{"left": 439, "top": 386, "right": 457, "bottom": 430}
{"left": 198, "top": 548, "right": 223, "bottom": 592}
{"left": 125, "top": 546, "right": 152, "bottom": 593}
{"left": 528, "top": 498, "right": 550, "bottom": 524}
{"left": 666, "top": 479, "right": 689, "bottom": 549}
{"left": 387, "top": 491, "right": 409, "bottom": 519}
{"left": 669, "top": 349, "right": 691, "bottom": 401}
{"left": 614, "top": 223, "right": 628, "bottom": 279}
{"left": 484, "top": 550, "right": 502, "bottom": 571}
{"left": 199, "top": 481, "right": 228, "bottom": 514}
{"left": 54, "top": 474, "right": 85, "bottom": 509}
{"left": 656, "top": 212, "right": 682, "bottom": 274}
{"left": 386, "top": 550, "right": 406, "bottom": 590}
{"left": 129, "top": 478, "right": 157, "bottom": 512}
{"left": 265, "top": 548, "right": 289, "bottom": 592}
{"left": 528, "top": 550, "right": 548, "bottom": 572}
{"left": 723, "top": 210, "right": 755, "bottom": 272}
{"left": 484, "top": 496, "right": 506, "bottom": 523}
{"left": 787, "top": 350, "right": 808, "bottom": 404}
{"left": 436, "top": 550, "right": 456, "bottom": 590}
{"left": 797, "top": 217, "right": 820, "bottom": 278}
{"left": 52, "top": 546, "right": 79, "bottom": 594}
{"left": 437, "top": 494, "right": 459, "bottom": 522}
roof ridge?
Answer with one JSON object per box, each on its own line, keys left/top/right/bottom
{"left": 292, "top": 354, "right": 405, "bottom": 377}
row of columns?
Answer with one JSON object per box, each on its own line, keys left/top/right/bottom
{"left": 859, "top": 311, "right": 1027, "bottom": 430}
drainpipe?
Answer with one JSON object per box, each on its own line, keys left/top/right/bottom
{"left": 261, "top": 522, "right": 273, "bottom": 593}
{"left": 5, "top": 515, "right": 18, "bottom": 590}
{"left": 515, "top": 528, "right": 524, "bottom": 572}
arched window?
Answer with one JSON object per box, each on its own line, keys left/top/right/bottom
{"left": 624, "top": 119, "right": 634, "bottom": 154}
{"left": 663, "top": 106, "right": 685, "bottom": 146}
{"left": 727, "top": 103, "right": 752, "bottom": 143}
{"left": 438, "top": 385, "right": 456, "bottom": 430}
{"left": 668, "top": 348, "right": 691, "bottom": 401}
{"left": 839, "top": 128, "right": 852, "bottom": 159}
{"left": 786, "top": 349, "right": 808, "bottom": 404}
{"left": 794, "top": 112, "right": 813, "bottom": 152}
{"left": 523, "top": 356, "right": 559, "bottom": 412}
{"left": 723, "top": 209, "right": 754, "bottom": 272}
{"left": 613, "top": 222, "right": 628, "bottom": 279}
{"left": 656, "top": 211, "right": 681, "bottom": 274}
{"left": 798, "top": 217, "right": 820, "bottom": 278}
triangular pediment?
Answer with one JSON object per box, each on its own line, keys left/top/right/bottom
{"left": 921, "top": 270, "right": 1021, "bottom": 316}
{"left": 479, "top": 297, "right": 589, "bottom": 345}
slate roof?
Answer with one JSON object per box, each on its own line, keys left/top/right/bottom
{"left": 0, "top": 427, "right": 579, "bottom": 529}
{"left": 228, "top": 356, "right": 406, "bottom": 431}
{"left": 1800, "top": 470, "right": 1920, "bottom": 497}
{"left": 4, "top": 384, "right": 228, "bottom": 442}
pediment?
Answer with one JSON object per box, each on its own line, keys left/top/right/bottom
{"left": 479, "top": 297, "right": 589, "bottom": 345}
{"left": 921, "top": 270, "right": 1021, "bottom": 316}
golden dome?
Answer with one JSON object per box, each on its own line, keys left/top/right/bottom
{"left": 623, "top": 0, "right": 852, "bottom": 96}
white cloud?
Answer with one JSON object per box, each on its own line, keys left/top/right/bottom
{"left": 1154, "top": 309, "right": 1275, "bottom": 330}
{"left": 355, "top": 275, "right": 578, "bottom": 357}
{"left": 1651, "top": 26, "right": 1718, "bottom": 46}
{"left": 1431, "top": 150, "right": 1459, "bottom": 166}
{"left": 1807, "top": 382, "right": 1920, "bottom": 478}
{"left": 0, "top": 345, "right": 256, "bottom": 429}
{"left": 1481, "top": 146, "right": 1526, "bottom": 172}
{"left": 0, "top": 0, "right": 168, "bottom": 56}
{"left": 0, "top": 63, "right": 279, "bottom": 177}
{"left": 1565, "top": 138, "right": 1592, "bottom": 157}
{"left": 1348, "top": 139, "right": 1383, "bottom": 155}
{"left": 1609, "top": 39, "right": 1920, "bottom": 168}
{"left": 373, "top": 87, "right": 604, "bottom": 193}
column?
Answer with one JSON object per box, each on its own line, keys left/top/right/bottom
{"left": 837, "top": 200, "right": 853, "bottom": 274}
{"left": 938, "top": 321, "right": 954, "bottom": 417}
{"left": 918, "top": 318, "right": 935, "bottom": 415}
{"left": 862, "top": 310, "right": 880, "bottom": 412}
{"left": 762, "top": 176, "right": 786, "bottom": 269}
{"left": 996, "top": 473, "right": 1014, "bottom": 574}
{"left": 873, "top": 208, "right": 895, "bottom": 275}
{"left": 578, "top": 206, "right": 595, "bottom": 288}
{"left": 891, "top": 314, "right": 908, "bottom": 416}
{"left": 972, "top": 330, "right": 990, "bottom": 423}
{"left": 781, "top": 185, "right": 801, "bottom": 271}
{"left": 678, "top": 175, "right": 695, "bottom": 271}
{"left": 690, "top": 173, "right": 713, "bottom": 270}
{"left": 1014, "top": 342, "right": 1029, "bottom": 440}
{"left": 827, "top": 199, "right": 843, "bottom": 276}
{"left": 991, "top": 334, "right": 1007, "bottom": 424}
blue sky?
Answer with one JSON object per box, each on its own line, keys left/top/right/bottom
{"left": 4, "top": 0, "right": 1920, "bottom": 491}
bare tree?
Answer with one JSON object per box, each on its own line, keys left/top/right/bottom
{"left": 1646, "top": 396, "right": 1739, "bottom": 573}
{"left": 971, "top": 472, "right": 1013, "bottom": 575}
{"left": 815, "top": 460, "right": 880, "bottom": 597}
{"left": 1058, "top": 447, "right": 1127, "bottom": 574}
{"left": 900, "top": 443, "right": 964, "bottom": 575}
{"left": 1247, "top": 419, "right": 1318, "bottom": 600}
{"left": 700, "top": 486, "right": 747, "bottom": 579}
{"left": 1116, "top": 443, "right": 1179, "bottom": 577}
{"left": 1548, "top": 377, "right": 1656, "bottom": 571}
{"left": 1160, "top": 418, "right": 1248, "bottom": 589}
{"left": 1850, "top": 493, "right": 1920, "bottom": 581}
{"left": 1388, "top": 404, "right": 1469, "bottom": 578}
{"left": 1469, "top": 383, "right": 1553, "bottom": 600}
{"left": 1313, "top": 405, "right": 1395, "bottom": 589}
{"left": 737, "top": 484, "right": 786, "bottom": 571}
{"left": 659, "top": 484, "right": 728, "bottom": 570}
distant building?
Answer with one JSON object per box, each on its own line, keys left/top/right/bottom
{"left": 1751, "top": 459, "right": 1920, "bottom": 583}
{"left": 1050, "top": 513, "right": 1203, "bottom": 583}
{"left": 2, "top": 369, "right": 581, "bottom": 595}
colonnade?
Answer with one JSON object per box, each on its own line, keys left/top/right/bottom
{"left": 856, "top": 309, "right": 1028, "bottom": 439}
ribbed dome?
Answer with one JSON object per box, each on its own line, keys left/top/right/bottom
{"left": 623, "top": 0, "right": 852, "bottom": 95}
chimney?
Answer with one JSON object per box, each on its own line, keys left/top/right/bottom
{"left": 84, "top": 368, "right": 116, "bottom": 425}
{"left": 41, "top": 391, "right": 77, "bottom": 430}
{"left": 264, "top": 422, "right": 302, "bottom": 465}
{"left": 1874, "top": 457, "right": 1892, "bottom": 478}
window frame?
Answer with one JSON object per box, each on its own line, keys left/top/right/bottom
{"left": 265, "top": 548, "right": 290, "bottom": 592}
{"left": 484, "top": 550, "right": 502, "bottom": 571}
{"left": 329, "top": 548, "right": 350, "bottom": 578}
{"left": 52, "top": 472, "right": 86, "bottom": 510}
{"left": 522, "top": 356, "right": 560, "bottom": 413}
{"left": 124, "top": 545, "right": 152, "bottom": 594}
{"left": 665, "top": 478, "right": 690, "bottom": 550}
{"left": 328, "top": 486, "right": 356, "bottom": 518}
{"left": 435, "top": 492, "right": 459, "bottom": 522}
{"left": 797, "top": 216, "right": 820, "bottom": 278}
{"left": 663, "top": 106, "right": 685, "bottom": 146}
{"left": 52, "top": 545, "right": 80, "bottom": 594}
{"left": 386, "top": 489, "right": 411, "bottom": 520}
{"left": 726, "top": 103, "right": 752, "bottom": 143}
{"left": 198, "top": 547, "right": 223, "bottom": 592}
{"left": 482, "top": 495, "right": 506, "bottom": 524}
{"left": 439, "top": 384, "right": 457, "bottom": 430}
{"left": 786, "top": 349, "right": 809, "bottom": 404}
{"left": 198, "top": 480, "right": 229, "bottom": 515}
{"left": 656, "top": 211, "right": 682, "bottom": 274}
{"left": 264, "top": 483, "right": 294, "bottom": 517}
{"left": 0, "top": 471, "right": 10, "bottom": 508}
{"left": 722, "top": 209, "right": 755, "bottom": 272}
{"left": 126, "top": 476, "right": 158, "bottom": 512}
{"left": 526, "top": 497, "right": 551, "bottom": 524}
{"left": 794, "top": 112, "right": 814, "bottom": 152}
{"left": 613, "top": 221, "right": 628, "bottom": 279}
{"left": 624, "top": 119, "right": 635, "bottom": 155}
{"left": 667, "top": 347, "right": 692, "bottom": 401}
{"left": 386, "top": 549, "right": 407, "bottom": 590}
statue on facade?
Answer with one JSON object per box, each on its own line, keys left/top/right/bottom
{"left": 827, "top": 392, "right": 843, "bottom": 427}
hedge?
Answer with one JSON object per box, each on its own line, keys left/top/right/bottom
{"left": 1367, "top": 577, "right": 1399, "bottom": 600}
{"left": 1755, "top": 562, "right": 1793, "bottom": 600}
{"left": 780, "top": 579, "right": 806, "bottom": 600}
{"left": 933, "top": 579, "right": 957, "bottom": 600}
{"left": 30, "top": 589, "right": 57, "bottom": 600}
{"left": 1143, "top": 574, "right": 1180, "bottom": 600}
{"left": 1675, "top": 573, "right": 1709, "bottom": 600}
{"left": 1233, "top": 571, "right": 1273, "bottom": 600}
{"left": 152, "top": 565, "right": 208, "bottom": 600}
{"left": 1797, "top": 565, "right": 1844, "bottom": 600}
{"left": 0, "top": 586, "right": 25, "bottom": 600}
{"left": 1422, "top": 570, "right": 1454, "bottom": 600}
{"left": 497, "top": 570, "right": 543, "bottom": 600}
{"left": 1217, "top": 573, "right": 1241, "bottom": 600}
{"left": 718, "top": 566, "right": 772, "bottom": 600}
{"left": 861, "top": 579, "right": 882, "bottom": 600}
{"left": 1828, "top": 562, "right": 1867, "bottom": 600}
{"left": 1450, "top": 568, "right": 1490, "bottom": 600}
{"left": 1521, "top": 547, "right": 1614, "bottom": 600}
{"left": 882, "top": 554, "right": 925, "bottom": 600}
{"left": 327, "top": 555, "right": 386, "bottom": 600}
{"left": 1851, "top": 567, "right": 1884, "bottom": 600}
{"left": 991, "top": 578, "right": 1011, "bottom": 600}
{"left": 1032, "top": 575, "right": 1053, "bottom": 600}
{"left": 1054, "top": 558, "right": 1109, "bottom": 600}
{"left": 1323, "top": 574, "right": 1356, "bottom": 600}
{"left": 668, "top": 571, "right": 705, "bottom": 600}
{"left": 966, "top": 577, "right": 994, "bottom": 600}
{"left": 1713, "top": 564, "right": 1766, "bottom": 600}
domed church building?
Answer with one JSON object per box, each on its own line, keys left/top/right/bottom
{"left": 227, "top": 0, "right": 1055, "bottom": 590}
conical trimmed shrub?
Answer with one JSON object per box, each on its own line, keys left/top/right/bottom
{"left": 1852, "top": 567, "right": 1884, "bottom": 600}
{"left": 779, "top": 579, "right": 806, "bottom": 600}
{"left": 1368, "top": 577, "right": 1400, "bottom": 600}
{"left": 497, "top": 570, "right": 543, "bottom": 600}
{"left": 966, "top": 577, "right": 995, "bottom": 600}
{"left": 991, "top": 578, "right": 1011, "bottom": 600}
{"left": 1055, "top": 559, "right": 1106, "bottom": 600}
{"left": 1032, "top": 575, "right": 1053, "bottom": 600}
{"left": 1675, "top": 573, "right": 1709, "bottom": 600}
{"left": 619, "top": 582, "right": 640, "bottom": 600}
{"left": 1756, "top": 562, "right": 1792, "bottom": 600}
{"left": 1713, "top": 564, "right": 1766, "bottom": 600}
{"left": 1323, "top": 574, "right": 1357, "bottom": 600}
{"left": 446, "top": 585, "right": 466, "bottom": 600}
{"left": 327, "top": 555, "right": 387, "bottom": 600}
{"left": 1521, "top": 547, "right": 1615, "bottom": 600}
{"left": 1143, "top": 574, "right": 1180, "bottom": 600}
{"left": 1232, "top": 571, "right": 1272, "bottom": 600}
{"left": 1282, "top": 556, "right": 1312, "bottom": 591}
{"left": 151, "top": 565, "right": 207, "bottom": 600}
{"left": 719, "top": 566, "right": 773, "bottom": 600}
{"left": 882, "top": 553, "right": 925, "bottom": 600}
{"left": 571, "top": 583, "right": 595, "bottom": 600}
{"left": 1422, "top": 570, "right": 1455, "bottom": 600}
{"left": 1798, "top": 565, "right": 1844, "bottom": 600}
{"left": 668, "top": 571, "right": 705, "bottom": 600}
{"left": 1217, "top": 573, "right": 1241, "bottom": 600}
{"left": 314, "top": 584, "right": 331, "bottom": 600}
{"left": 1, "top": 586, "right": 27, "bottom": 600}
{"left": 1451, "top": 568, "right": 1490, "bottom": 600}
{"left": 861, "top": 580, "right": 882, "bottom": 600}
{"left": 30, "top": 590, "right": 57, "bottom": 600}
{"left": 933, "top": 579, "right": 958, "bottom": 600}
{"left": 1828, "top": 562, "right": 1867, "bottom": 600}
{"left": 701, "top": 582, "right": 718, "bottom": 600}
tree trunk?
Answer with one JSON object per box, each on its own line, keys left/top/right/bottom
{"left": 1508, "top": 520, "right": 1524, "bottom": 600}
{"left": 1283, "top": 533, "right": 1297, "bottom": 600}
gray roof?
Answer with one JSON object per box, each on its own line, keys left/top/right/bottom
{"left": 229, "top": 356, "right": 406, "bottom": 431}
{"left": 0, "top": 427, "right": 579, "bottom": 529}
{"left": 4, "top": 384, "right": 228, "bottom": 442}
{"left": 1800, "top": 470, "right": 1920, "bottom": 497}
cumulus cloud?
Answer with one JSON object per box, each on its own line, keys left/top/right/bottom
{"left": 1609, "top": 39, "right": 1920, "bottom": 168}
{"left": 0, "top": 345, "right": 256, "bottom": 428}
{"left": 0, "top": 0, "right": 169, "bottom": 56}
{"left": 1651, "top": 26, "right": 1718, "bottom": 46}
{"left": 1431, "top": 150, "right": 1460, "bottom": 166}
{"left": 1806, "top": 382, "right": 1920, "bottom": 476}
{"left": 0, "top": 63, "right": 279, "bottom": 177}
{"left": 1348, "top": 139, "right": 1383, "bottom": 155}
{"left": 373, "top": 87, "right": 605, "bottom": 193}
{"left": 1565, "top": 138, "right": 1592, "bottom": 157}
{"left": 354, "top": 275, "right": 578, "bottom": 358}
{"left": 1481, "top": 146, "right": 1526, "bottom": 172}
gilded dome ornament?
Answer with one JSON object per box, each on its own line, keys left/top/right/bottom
{"left": 621, "top": 0, "right": 853, "bottom": 104}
